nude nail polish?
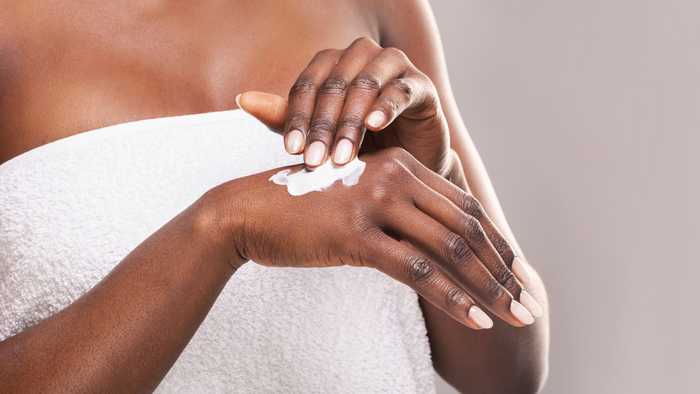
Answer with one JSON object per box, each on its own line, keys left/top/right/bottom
{"left": 333, "top": 139, "right": 353, "bottom": 164}
{"left": 519, "top": 290, "right": 544, "bottom": 318}
{"left": 285, "top": 129, "right": 304, "bottom": 153}
{"left": 512, "top": 256, "right": 532, "bottom": 285}
{"left": 468, "top": 305, "right": 493, "bottom": 329}
{"left": 510, "top": 300, "right": 535, "bottom": 325}
{"left": 367, "top": 111, "right": 386, "bottom": 128}
{"left": 305, "top": 141, "right": 326, "bottom": 166}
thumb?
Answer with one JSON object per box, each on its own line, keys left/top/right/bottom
{"left": 235, "top": 91, "right": 288, "bottom": 133}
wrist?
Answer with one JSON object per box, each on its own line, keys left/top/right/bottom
{"left": 190, "top": 185, "right": 250, "bottom": 271}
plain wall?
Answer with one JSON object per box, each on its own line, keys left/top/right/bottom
{"left": 430, "top": 1, "right": 698, "bottom": 393}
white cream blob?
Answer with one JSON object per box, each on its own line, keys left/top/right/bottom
{"left": 269, "top": 157, "right": 366, "bottom": 196}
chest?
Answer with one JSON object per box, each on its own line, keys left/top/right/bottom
{"left": 0, "top": 1, "right": 378, "bottom": 162}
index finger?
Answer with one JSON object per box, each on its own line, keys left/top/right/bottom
{"left": 331, "top": 48, "right": 410, "bottom": 164}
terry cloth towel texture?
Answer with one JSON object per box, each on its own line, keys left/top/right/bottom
{"left": 0, "top": 109, "right": 435, "bottom": 393}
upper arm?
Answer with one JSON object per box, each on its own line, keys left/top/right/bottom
{"left": 374, "top": 2, "right": 548, "bottom": 392}
{"left": 375, "top": 0, "right": 522, "bottom": 254}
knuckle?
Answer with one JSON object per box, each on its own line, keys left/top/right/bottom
{"left": 287, "top": 111, "right": 309, "bottom": 128}
{"left": 351, "top": 35, "right": 378, "bottom": 48}
{"left": 368, "top": 182, "right": 392, "bottom": 204}
{"left": 337, "top": 114, "right": 365, "bottom": 133}
{"left": 383, "top": 46, "right": 409, "bottom": 63}
{"left": 319, "top": 76, "right": 348, "bottom": 96}
{"left": 348, "top": 216, "right": 381, "bottom": 245}
{"left": 289, "top": 76, "right": 316, "bottom": 96}
{"left": 368, "top": 163, "right": 405, "bottom": 202}
{"left": 459, "top": 194, "right": 483, "bottom": 218}
{"left": 379, "top": 157, "right": 407, "bottom": 179}
{"left": 446, "top": 287, "right": 469, "bottom": 307}
{"left": 418, "top": 92, "right": 440, "bottom": 118}
{"left": 378, "top": 95, "right": 401, "bottom": 116}
{"left": 464, "top": 216, "right": 486, "bottom": 242}
{"left": 500, "top": 271, "right": 521, "bottom": 293}
{"left": 482, "top": 278, "right": 507, "bottom": 302}
{"left": 492, "top": 236, "right": 514, "bottom": 262}
{"left": 314, "top": 48, "right": 339, "bottom": 60}
{"left": 444, "top": 233, "right": 473, "bottom": 264}
{"left": 350, "top": 72, "right": 381, "bottom": 92}
{"left": 406, "top": 255, "right": 434, "bottom": 283}
{"left": 308, "top": 117, "right": 335, "bottom": 139}
{"left": 390, "top": 78, "right": 414, "bottom": 100}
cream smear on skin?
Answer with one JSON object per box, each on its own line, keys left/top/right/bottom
{"left": 270, "top": 158, "right": 366, "bottom": 196}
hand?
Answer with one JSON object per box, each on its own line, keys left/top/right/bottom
{"left": 236, "top": 36, "right": 451, "bottom": 175}
{"left": 207, "top": 148, "right": 543, "bottom": 330}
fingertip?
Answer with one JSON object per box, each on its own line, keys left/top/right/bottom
{"left": 512, "top": 256, "right": 532, "bottom": 285}
{"left": 305, "top": 141, "right": 326, "bottom": 167}
{"left": 285, "top": 129, "right": 305, "bottom": 154}
{"left": 510, "top": 300, "right": 535, "bottom": 326}
{"left": 519, "top": 290, "right": 544, "bottom": 318}
{"left": 332, "top": 138, "right": 354, "bottom": 164}
{"left": 467, "top": 305, "right": 494, "bottom": 329}
{"left": 236, "top": 91, "right": 288, "bottom": 130}
{"left": 366, "top": 110, "right": 387, "bottom": 130}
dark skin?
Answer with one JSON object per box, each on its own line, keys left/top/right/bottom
{"left": 0, "top": 1, "right": 549, "bottom": 393}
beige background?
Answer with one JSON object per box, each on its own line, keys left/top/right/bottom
{"left": 430, "top": 1, "right": 698, "bottom": 393}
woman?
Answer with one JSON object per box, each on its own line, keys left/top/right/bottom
{"left": 0, "top": 1, "right": 549, "bottom": 393}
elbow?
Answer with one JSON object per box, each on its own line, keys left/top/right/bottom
{"left": 442, "top": 351, "right": 549, "bottom": 394}
{"left": 447, "top": 366, "right": 548, "bottom": 394}
{"left": 511, "top": 364, "right": 549, "bottom": 394}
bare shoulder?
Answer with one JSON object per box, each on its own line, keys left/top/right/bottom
{"left": 0, "top": 4, "right": 21, "bottom": 110}
{"left": 373, "top": 0, "right": 435, "bottom": 40}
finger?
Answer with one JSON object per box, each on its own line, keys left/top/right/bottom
{"left": 304, "top": 38, "right": 382, "bottom": 167}
{"left": 406, "top": 156, "right": 543, "bottom": 317}
{"left": 382, "top": 202, "right": 534, "bottom": 327}
{"left": 413, "top": 185, "right": 544, "bottom": 319}
{"left": 331, "top": 47, "right": 411, "bottom": 164}
{"left": 408, "top": 156, "right": 516, "bottom": 265}
{"left": 284, "top": 49, "right": 342, "bottom": 154}
{"left": 365, "top": 70, "right": 436, "bottom": 131}
{"left": 410, "top": 177, "right": 523, "bottom": 297}
{"left": 236, "top": 91, "right": 288, "bottom": 132}
{"left": 365, "top": 232, "right": 494, "bottom": 330}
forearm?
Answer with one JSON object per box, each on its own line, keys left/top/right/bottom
{"left": 432, "top": 142, "right": 550, "bottom": 393}
{"left": 0, "top": 193, "right": 242, "bottom": 393}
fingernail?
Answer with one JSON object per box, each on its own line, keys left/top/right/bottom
{"left": 333, "top": 138, "right": 354, "bottom": 164}
{"left": 519, "top": 290, "right": 544, "bottom": 318}
{"left": 367, "top": 111, "right": 386, "bottom": 128}
{"left": 467, "top": 305, "right": 493, "bottom": 329}
{"left": 285, "top": 129, "right": 305, "bottom": 153}
{"left": 512, "top": 256, "right": 532, "bottom": 285}
{"left": 510, "top": 300, "right": 535, "bottom": 325}
{"left": 305, "top": 141, "right": 326, "bottom": 166}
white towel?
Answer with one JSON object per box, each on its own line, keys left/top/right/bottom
{"left": 0, "top": 109, "right": 435, "bottom": 393}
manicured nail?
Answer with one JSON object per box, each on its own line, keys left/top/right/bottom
{"left": 333, "top": 138, "right": 354, "bottom": 164}
{"left": 512, "top": 256, "right": 532, "bottom": 285}
{"left": 235, "top": 93, "right": 244, "bottom": 111}
{"left": 519, "top": 290, "right": 543, "bottom": 318}
{"left": 510, "top": 300, "right": 535, "bottom": 325}
{"left": 285, "top": 129, "right": 305, "bottom": 153}
{"left": 305, "top": 141, "right": 326, "bottom": 166}
{"left": 468, "top": 305, "right": 493, "bottom": 329}
{"left": 367, "top": 111, "right": 386, "bottom": 128}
